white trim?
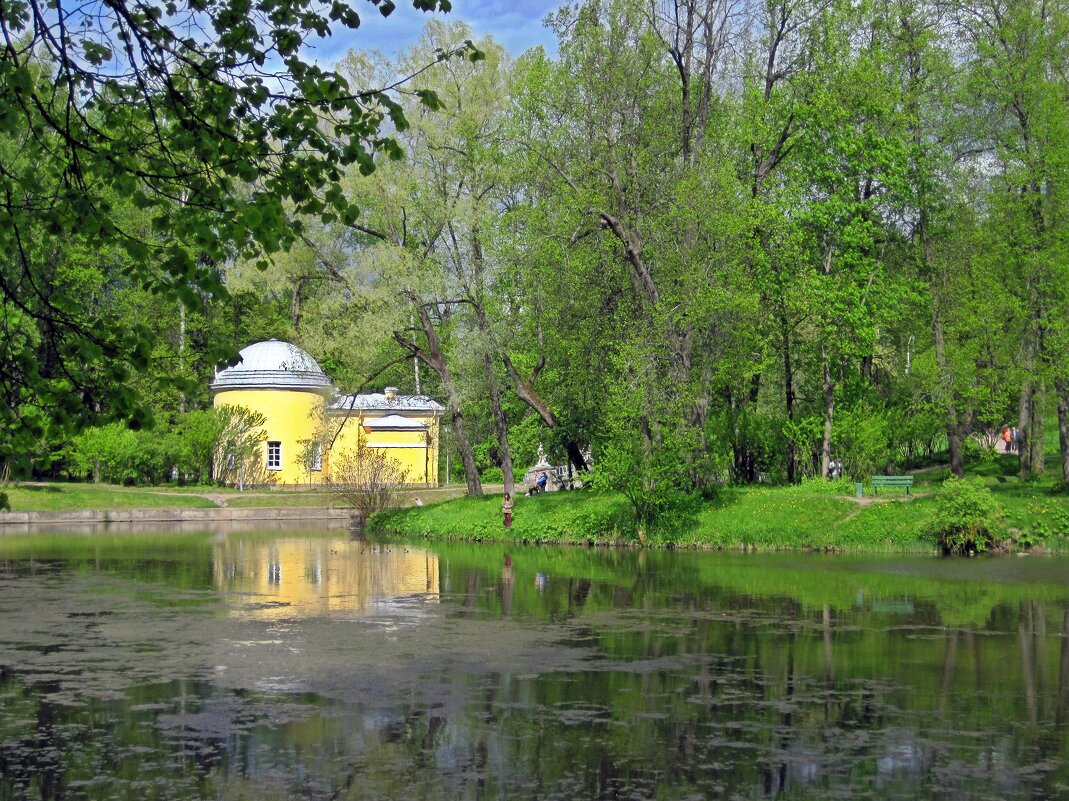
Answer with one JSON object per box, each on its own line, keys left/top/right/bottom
{"left": 363, "top": 414, "right": 428, "bottom": 430}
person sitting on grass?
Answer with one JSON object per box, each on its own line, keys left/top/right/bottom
{"left": 536, "top": 472, "right": 548, "bottom": 493}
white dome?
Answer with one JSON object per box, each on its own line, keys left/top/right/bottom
{"left": 211, "top": 340, "right": 333, "bottom": 391}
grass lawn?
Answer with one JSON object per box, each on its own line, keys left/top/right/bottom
{"left": 2, "top": 481, "right": 471, "bottom": 513}
{"left": 371, "top": 449, "right": 1069, "bottom": 552}
{"left": 223, "top": 490, "right": 337, "bottom": 508}
{"left": 5, "top": 484, "right": 217, "bottom": 511}
{"left": 370, "top": 485, "right": 938, "bottom": 552}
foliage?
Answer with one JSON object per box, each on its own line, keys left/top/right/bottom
{"left": 924, "top": 478, "right": 1004, "bottom": 555}
{"left": 481, "top": 466, "right": 504, "bottom": 484}
{"left": 832, "top": 403, "right": 893, "bottom": 479}
{"left": 331, "top": 444, "right": 410, "bottom": 519}
{"left": 6, "top": 0, "right": 1069, "bottom": 524}
{"left": 0, "top": 0, "right": 480, "bottom": 466}
{"left": 213, "top": 406, "right": 271, "bottom": 490}
{"left": 69, "top": 424, "right": 171, "bottom": 485}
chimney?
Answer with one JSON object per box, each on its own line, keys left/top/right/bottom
{"left": 384, "top": 386, "right": 398, "bottom": 401}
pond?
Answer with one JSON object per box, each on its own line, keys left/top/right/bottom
{"left": 1, "top": 529, "right": 1068, "bottom": 800}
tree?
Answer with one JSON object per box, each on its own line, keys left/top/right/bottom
{"left": 213, "top": 405, "right": 269, "bottom": 490}
{"left": 0, "top": 0, "right": 479, "bottom": 469}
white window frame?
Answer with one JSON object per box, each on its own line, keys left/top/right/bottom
{"left": 311, "top": 442, "right": 323, "bottom": 472}
{"left": 267, "top": 441, "right": 282, "bottom": 471}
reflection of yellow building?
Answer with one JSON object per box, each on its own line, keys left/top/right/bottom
{"left": 211, "top": 340, "right": 442, "bottom": 486}
{"left": 213, "top": 537, "right": 440, "bottom": 619}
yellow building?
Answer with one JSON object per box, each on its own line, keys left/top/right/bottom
{"left": 211, "top": 340, "right": 442, "bottom": 486}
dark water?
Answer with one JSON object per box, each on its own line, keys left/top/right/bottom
{"left": 1, "top": 532, "right": 1068, "bottom": 800}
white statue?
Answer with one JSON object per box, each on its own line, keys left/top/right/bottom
{"left": 536, "top": 443, "right": 550, "bottom": 468}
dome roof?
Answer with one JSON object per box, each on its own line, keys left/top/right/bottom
{"left": 211, "top": 340, "right": 333, "bottom": 392}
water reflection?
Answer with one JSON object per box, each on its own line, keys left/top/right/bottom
{"left": 1, "top": 535, "right": 1069, "bottom": 800}
{"left": 211, "top": 537, "right": 439, "bottom": 618}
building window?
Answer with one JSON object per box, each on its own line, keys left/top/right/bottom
{"left": 311, "top": 442, "right": 323, "bottom": 472}
{"left": 267, "top": 441, "right": 282, "bottom": 470}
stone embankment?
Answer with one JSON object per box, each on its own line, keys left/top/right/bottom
{"left": 0, "top": 506, "right": 353, "bottom": 534}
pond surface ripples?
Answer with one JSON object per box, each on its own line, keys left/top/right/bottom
{"left": 1, "top": 531, "right": 1068, "bottom": 800}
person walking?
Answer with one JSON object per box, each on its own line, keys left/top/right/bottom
{"left": 502, "top": 493, "right": 513, "bottom": 528}
{"left": 1002, "top": 426, "right": 1013, "bottom": 453}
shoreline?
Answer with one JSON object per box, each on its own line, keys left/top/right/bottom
{"left": 0, "top": 506, "right": 354, "bottom": 533}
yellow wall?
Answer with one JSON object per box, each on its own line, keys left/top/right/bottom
{"left": 331, "top": 412, "right": 440, "bottom": 485}
{"left": 213, "top": 388, "right": 327, "bottom": 486}
{"left": 213, "top": 389, "right": 440, "bottom": 487}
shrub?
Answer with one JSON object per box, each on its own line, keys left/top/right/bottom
{"left": 924, "top": 478, "right": 1004, "bottom": 555}
{"left": 481, "top": 466, "right": 504, "bottom": 483}
{"left": 69, "top": 423, "right": 173, "bottom": 484}
{"left": 331, "top": 444, "right": 409, "bottom": 520}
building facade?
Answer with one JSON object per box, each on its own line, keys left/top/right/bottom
{"left": 211, "top": 340, "right": 442, "bottom": 486}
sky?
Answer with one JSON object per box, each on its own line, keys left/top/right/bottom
{"left": 303, "top": 0, "right": 566, "bottom": 65}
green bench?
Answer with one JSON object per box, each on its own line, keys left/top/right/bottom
{"left": 871, "top": 475, "right": 913, "bottom": 496}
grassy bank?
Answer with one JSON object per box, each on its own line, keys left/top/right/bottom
{"left": 369, "top": 486, "right": 939, "bottom": 552}
{"left": 371, "top": 456, "right": 1069, "bottom": 552}
{"left": 1, "top": 481, "right": 469, "bottom": 512}
{"left": 4, "top": 484, "right": 218, "bottom": 511}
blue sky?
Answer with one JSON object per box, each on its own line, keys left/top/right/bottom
{"left": 303, "top": 0, "right": 565, "bottom": 65}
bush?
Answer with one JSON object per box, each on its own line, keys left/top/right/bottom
{"left": 69, "top": 423, "right": 173, "bottom": 484}
{"left": 481, "top": 466, "right": 504, "bottom": 483}
{"left": 331, "top": 444, "right": 409, "bottom": 520}
{"left": 924, "top": 478, "right": 1004, "bottom": 555}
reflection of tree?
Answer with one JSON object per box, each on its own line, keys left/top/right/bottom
{"left": 9, "top": 546, "right": 1069, "bottom": 799}
{"left": 1060, "top": 608, "right": 1069, "bottom": 728}
{"left": 1020, "top": 601, "right": 1038, "bottom": 724}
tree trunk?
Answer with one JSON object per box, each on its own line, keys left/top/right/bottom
{"left": 450, "top": 402, "right": 482, "bottom": 497}
{"left": 931, "top": 303, "right": 964, "bottom": 477}
{"left": 820, "top": 344, "right": 834, "bottom": 479}
{"left": 780, "top": 310, "right": 796, "bottom": 483}
{"left": 395, "top": 301, "right": 483, "bottom": 497}
{"left": 483, "top": 352, "right": 514, "bottom": 495}
{"left": 1057, "top": 378, "right": 1069, "bottom": 484}
{"left": 1019, "top": 377, "right": 1034, "bottom": 480}
{"left": 291, "top": 281, "right": 302, "bottom": 333}
{"left": 501, "top": 352, "right": 588, "bottom": 472}
{"left": 1030, "top": 384, "right": 1045, "bottom": 476}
